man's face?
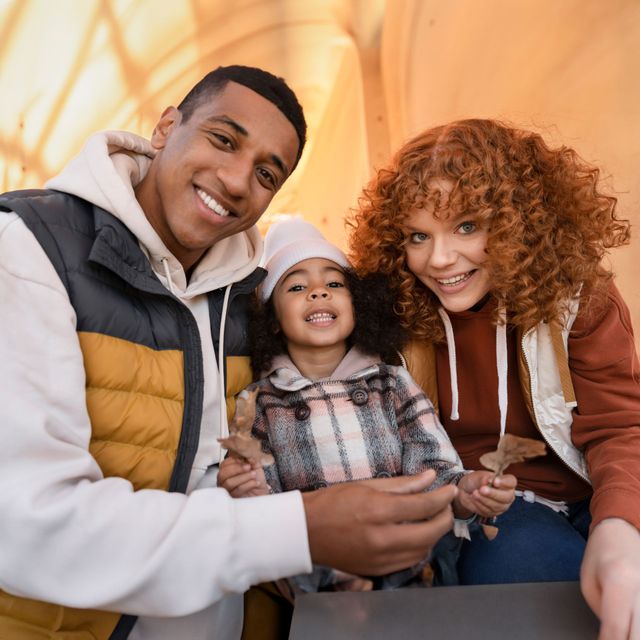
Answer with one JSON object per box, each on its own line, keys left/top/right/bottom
{"left": 137, "top": 81, "right": 299, "bottom": 270}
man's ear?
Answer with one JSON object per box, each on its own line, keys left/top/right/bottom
{"left": 150, "top": 106, "right": 181, "bottom": 150}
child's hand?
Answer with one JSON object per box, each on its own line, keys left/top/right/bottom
{"left": 454, "top": 470, "right": 516, "bottom": 519}
{"left": 217, "top": 457, "right": 270, "bottom": 497}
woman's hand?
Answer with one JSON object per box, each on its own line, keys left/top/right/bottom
{"left": 454, "top": 470, "right": 517, "bottom": 519}
{"left": 581, "top": 518, "right": 640, "bottom": 640}
{"left": 217, "top": 457, "right": 270, "bottom": 497}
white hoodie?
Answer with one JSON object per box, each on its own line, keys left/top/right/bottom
{"left": 0, "top": 131, "right": 311, "bottom": 639}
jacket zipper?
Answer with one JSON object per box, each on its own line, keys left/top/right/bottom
{"left": 520, "top": 332, "right": 590, "bottom": 484}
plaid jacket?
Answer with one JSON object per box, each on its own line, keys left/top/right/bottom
{"left": 250, "top": 348, "right": 465, "bottom": 494}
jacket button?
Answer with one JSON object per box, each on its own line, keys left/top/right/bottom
{"left": 295, "top": 403, "right": 311, "bottom": 420}
{"left": 351, "top": 389, "right": 369, "bottom": 406}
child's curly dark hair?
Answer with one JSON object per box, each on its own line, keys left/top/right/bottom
{"left": 249, "top": 270, "right": 408, "bottom": 378}
{"left": 348, "top": 118, "right": 631, "bottom": 342}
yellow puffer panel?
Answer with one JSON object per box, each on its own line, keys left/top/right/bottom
{"left": 81, "top": 332, "right": 184, "bottom": 490}
{"left": 0, "top": 594, "right": 122, "bottom": 639}
{"left": 0, "top": 341, "right": 255, "bottom": 639}
{"left": 0, "top": 332, "right": 185, "bottom": 639}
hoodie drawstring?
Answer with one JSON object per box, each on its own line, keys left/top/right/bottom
{"left": 161, "top": 257, "right": 175, "bottom": 295}
{"left": 218, "top": 284, "right": 233, "bottom": 463}
{"left": 496, "top": 310, "right": 508, "bottom": 436}
{"left": 439, "top": 307, "right": 509, "bottom": 434}
{"left": 438, "top": 309, "right": 459, "bottom": 421}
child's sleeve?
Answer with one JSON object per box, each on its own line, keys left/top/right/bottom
{"left": 250, "top": 388, "right": 283, "bottom": 493}
{"left": 394, "top": 366, "right": 466, "bottom": 489}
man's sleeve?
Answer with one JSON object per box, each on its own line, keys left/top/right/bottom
{"left": 0, "top": 211, "right": 311, "bottom": 616}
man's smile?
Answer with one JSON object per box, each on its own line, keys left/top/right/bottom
{"left": 195, "top": 187, "right": 232, "bottom": 217}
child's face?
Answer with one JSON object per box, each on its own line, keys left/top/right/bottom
{"left": 272, "top": 258, "right": 355, "bottom": 353}
{"left": 404, "top": 179, "right": 491, "bottom": 313}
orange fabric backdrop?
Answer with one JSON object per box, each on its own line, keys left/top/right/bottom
{"left": 1, "top": 0, "right": 637, "bottom": 342}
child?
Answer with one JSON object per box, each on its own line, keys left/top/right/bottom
{"left": 218, "top": 218, "right": 516, "bottom": 593}
{"left": 348, "top": 118, "right": 640, "bottom": 627}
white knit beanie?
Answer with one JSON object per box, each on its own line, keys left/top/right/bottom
{"left": 259, "top": 218, "right": 350, "bottom": 301}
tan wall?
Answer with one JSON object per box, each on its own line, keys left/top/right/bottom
{"left": 1, "top": 0, "right": 638, "bottom": 342}
{"left": 380, "top": 0, "right": 640, "bottom": 344}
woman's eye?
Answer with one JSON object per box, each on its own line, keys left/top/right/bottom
{"left": 409, "top": 232, "right": 428, "bottom": 243}
{"left": 458, "top": 221, "right": 476, "bottom": 234}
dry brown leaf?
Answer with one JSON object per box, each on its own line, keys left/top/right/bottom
{"left": 479, "top": 433, "right": 547, "bottom": 478}
{"left": 218, "top": 389, "right": 274, "bottom": 467}
{"left": 478, "top": 434, "right": 547, "bottom": 542}
{"left": 481, "top": 524, "right": 500, "bottom": 541}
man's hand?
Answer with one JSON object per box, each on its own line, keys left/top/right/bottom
{"left": 455, "top": 471, "right": 517, "bottom": 519}
{"left": 217, "top": 457, "right": 269, "bottom": 497}
{"left": 302, "top": 469, "right": 456, "bottom": 576}
{"left": 581, "top": 518, "right": 640, "bottom": 640}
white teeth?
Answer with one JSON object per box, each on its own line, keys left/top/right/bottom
{"left": 437, "top": 272, "right": 473, "bottom": 286}
{"left": 306, "top": 312, "right": 335, "bottom": 323}
{"left": 196, "top": 188, "right": 230, "bottom": 217}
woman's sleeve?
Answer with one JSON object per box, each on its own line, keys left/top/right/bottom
{"left": 569, "top": 282, "right": 640, "bottom": 530}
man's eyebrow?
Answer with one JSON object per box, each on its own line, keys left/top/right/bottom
{"left": 204, "top": 116, "right": 289, "bottom": 178}
{"left": 205, "top": 115, "right": 248, "bottom": 137}
{"left": 270, "top": 154, "right": 288, "bottom": 178}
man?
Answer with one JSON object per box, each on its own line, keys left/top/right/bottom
{"left": 0, "top": 65, "right": 456, "bottom": 639}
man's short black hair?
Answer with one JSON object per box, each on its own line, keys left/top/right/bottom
{"left": 177, "top": 65, "right": 307, "bottom": 168}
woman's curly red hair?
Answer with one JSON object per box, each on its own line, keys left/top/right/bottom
{"left": 348, "top": 119, "right": 630, "bottom": 341}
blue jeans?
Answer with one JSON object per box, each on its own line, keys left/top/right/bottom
{"left": 456, "top": 496, "right": 591, "bottom": 585}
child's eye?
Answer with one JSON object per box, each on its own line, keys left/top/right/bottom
{"left": 287, "top": 284, "right": 305, "bottom": 292}
{"left": 458, "top": 221, "right": 477, "bottom": 234}
{"left": 327, "top": 281, "right": 345, "bottom": 289}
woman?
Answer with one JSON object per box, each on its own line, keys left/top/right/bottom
{"left": 349, "top": 118, "right": 640, "bottom": 637}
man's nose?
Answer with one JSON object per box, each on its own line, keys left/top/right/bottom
{"left": 217, "top": 157, "right": 252, "bottom": 198}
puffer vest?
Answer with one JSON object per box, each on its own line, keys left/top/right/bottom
{"left": 0, "top": 190, "right": 264, "bottom": 639}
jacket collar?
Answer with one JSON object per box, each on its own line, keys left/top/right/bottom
{"left": 267, "top": 347, "right": 380, "bottom": 391}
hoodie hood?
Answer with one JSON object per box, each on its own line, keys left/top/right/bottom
{"left": 46, "top": 130, "right": 262, "bottom": 298}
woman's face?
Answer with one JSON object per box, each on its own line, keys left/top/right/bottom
{"left": 404, "top": 180, "right": 492, "bottom": 313}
